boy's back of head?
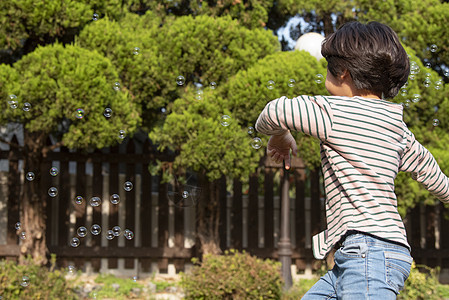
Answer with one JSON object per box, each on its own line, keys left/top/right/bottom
{"left": 321, "top": 21, "right": 410, "bottom": 99}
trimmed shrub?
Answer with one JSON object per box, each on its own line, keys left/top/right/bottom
{"left": 0, "top": 255, "right": 76, "bottom": 299}
{"left": 180, "top": 249, "right": 283, "bottom": 299}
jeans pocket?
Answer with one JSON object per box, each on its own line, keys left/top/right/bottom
{"left": 385, "top": 251, "right": 413, "bottom": 293}
{"left": 338, "top": 242, "right": 367, "bottom": 258}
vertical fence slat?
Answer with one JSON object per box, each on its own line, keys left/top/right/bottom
{"left": 157, "top": 175, "right": 168, "bottom": 272}
{"left": 108, "top": 146, "right": 119, "bottom": 269}
{"left": 264, "top": 168, "right": 274, "bottom": 249}
{"left": 425, "top": 204, "right": 437, "bottom": 267}
{"left": 295, "top": 168, "right": 307, "bottom": 271}
{"left": 42, "top": 138, "right": 53, "bottom": 251}
{"left": 247, "top": 173, "right": 259, "bottom": 250}
{"left": 140, "top": 141, "right": 152, "bottom": 271}
{"left": 91, "top": 149, "right": 103, "bottom": 271}
{"left": 58, "top": 147, "right": 70, "bottom": 249}
{"left": 218, "top": 176, "right": 227, "bottom": 251}
{"left": 125, "top": 141, "right": 136, "bottom": 269}
{"left": 7, "top": 135, "right": 20, "bottom": 247}
{"left": 231, "top": 179, "right": 243, "bottom": 250}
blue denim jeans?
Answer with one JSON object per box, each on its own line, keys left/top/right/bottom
{"left": 302, "top": 233, "right": 413, "bottom": 299}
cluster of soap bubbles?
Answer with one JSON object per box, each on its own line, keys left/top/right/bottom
{"left": 263, "top": 75, "right": 324, "bottom": 90}
{"left": 400, "top": 44, "right": 448, "bottom": 127}
{"left": 7, "top": 94, "right": 32, "bottom": 111}
{"left": 15, "top": 221, "right": 26, "bottom": 241}
{"left": 219, "top": 115, "right": 262, "bottom": 149}
{"left": 70, "top": 224, "right": 134, "bottom": 247}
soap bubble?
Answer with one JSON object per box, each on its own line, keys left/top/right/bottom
{"left": 75, "top": 196, "right": 84, "bottom": 205}
{"left": 425, "top": 62, "right": 432, "bottom": 69}
{"left": 118, "top": 130, "right": 126, "bottom": 139}
{"left": 21, "top": 275, "right": 30, "bottom": 287}
{"left": 89, "top": 196, "right": 101, "bottom": 207}
{"left": 423, "top": 79, "right": 431, "bottom": 88}
{"left": 288, "top": 79, "right": 296, "bottom": 87}
{"left": 70, "top": 237, "right": 80, "bottom": 247}
{"left": 106, "top": 230, "right": 115, "bottom": 240}
{"left": 221, "top": 115, "right": 231, "bottom": 126}
{"left": 410, "top": 61, "right": 420, "bottom": 75}
{"left": 176, "top": 75, "right": 185, "bottom": 86}
{"left": 23, "top": 102, "right": 31, "bottom": 112}
{"left": 401, "top": 88, "right": 407, "bottom": 96}
{"left": 124, "top": 181, "right": 133, "bottom": 192}
{"left": 124, "top": 229, "right": 134, "bottom": 240}
{"left": 167, "top": 184, "right": 201, "bottom": 207}
{"left": 210, "top": 82, "right": 217, "bottom": 89}
{"left": 412, "top": 94, "right": 420, "bottom": 103}
{"left": 195, "top": 89, "right": 203, "bottom": 100}
{"left": 15, "top": 222, "right": 21, "bottom": 230}
{"left": 433, "top": 119, "right": 440, "bottom": 126}
{"left": 251, "top": 137, "right": 262, "bottom": 149}
{"left": 133, "top": 47, "right": 140, "bottom": 55}
{"left": 92, "top": 13, "right": 99, "bottom": 21}
{"left": 434, "top": 79, "right": 443, "bottom": 90}
{"left": 8, "top": 94, "right": 18, "bottom": 109}
{"left": 113, "top": 82, "right": 121, "bottom": 91}
{"left": 110, "top": 194, "right": 120, "bottom": 204}
{"left": 20, "top": 232, "right": 26, "bottom": 240}
{"left": 49, "top": 167, "right": 59, "bottom": 176}
{"left": 112, "top": 226, "right": 121, "bottom": 237}
{"left": 267, "top": 80, "right": 275, "bottom": 90}
{"left": 75, "top": 108, "right": 85, "bottom": 119}
{"left": 67, "top": 265, "right": 76, "bottom": 275}
{"left": 430, "top": 44, "right": 438, "bottom": 53}
{"left": 26, "top": 172, "right": 35, "bottom": 181}
{"left": 91, "top": 224, "right": 101, "bottom": 235}
{"left": 133, "top": 276, "right": 137, "bottom": 282}
{"left": 77, "top": 226, "right": 87, "bottom": 238}
{"left": 315, "top": 74, "right": 324, "bottom": 84}
{"left": 48, "top": 187, "right": 58, "bottom": 197}
{"left": 103, "top": 108, "right": 112, "bottom": 118}
{"left": 247, "top": 126, "right": 255, "bottom": 135}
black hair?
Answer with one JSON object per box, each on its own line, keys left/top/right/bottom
{"left": 321, "top": 21, "right": 410, "bottom": 99}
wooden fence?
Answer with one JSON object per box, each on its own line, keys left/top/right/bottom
{"left": 1, "top": 131, "right": 449, "bottom": 279}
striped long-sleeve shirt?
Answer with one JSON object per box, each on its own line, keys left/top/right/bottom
{"left": 255, "top": 95, "right": 449, "bottom": 259}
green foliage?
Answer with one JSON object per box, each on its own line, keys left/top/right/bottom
{"left": 124, "top": 0, "right": 275, "bottom": 29}
{"left": 88, "top": 273, "right": 144, "bottom": 299}
{"left": 399, "top": 263, "right": 443, "bottom": 300}
{"left": 180, "top": 249, "right": 283, "bottom": 299}
{"left": 282, "top": 278, "right": 318, "bottom": 299}
{"left": 0, "top": 0, "right": 125, "bottom": 53}
{"left": 0, "top": 255, "right": 76, "bottom": 299}
{"left": 0, "top": 43, "right": 141, "bottom": 149}
{"left": 78, "top": 13, "right": 279, "bottom": 130}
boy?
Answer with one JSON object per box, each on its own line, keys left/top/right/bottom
{"left": 255, "top": 21, "right": 449, "bottom": 299}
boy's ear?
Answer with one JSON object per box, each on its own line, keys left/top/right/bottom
{"left": 340, "top": 70, "right": 351, "bottom": 80}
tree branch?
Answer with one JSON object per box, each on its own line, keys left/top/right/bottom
{"left": 0, "top": 136, "right": 23, "bottom": 151}
{"left": 42, "top": 141, "right": 64, "bottom": 156}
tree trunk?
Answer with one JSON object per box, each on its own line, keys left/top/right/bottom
{"left": 19, "top": 129, "right": 48, "bottom": 265}
{"left": 196, "top": 172, "right": 222, "bottom": 256}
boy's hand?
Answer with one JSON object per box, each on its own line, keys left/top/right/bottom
{"left": 267, "top": 131, "right": 298, "bottom": 169}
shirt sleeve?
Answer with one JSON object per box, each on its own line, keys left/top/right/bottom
{"left": 399, "top": 126, "right": 449, "bottom": 202}
{"left": 255, "top": 95, "right": 333, "bottom": 141}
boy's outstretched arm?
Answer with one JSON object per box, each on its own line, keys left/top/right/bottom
{"left": 400, "top": 126, "right": 449, "bottom": 202}
{"left": 255, "top": 95, "right": 333, "bottom": 169}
